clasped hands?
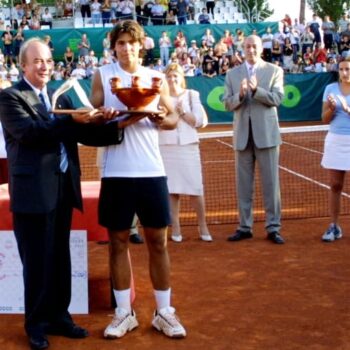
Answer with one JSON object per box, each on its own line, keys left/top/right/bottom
{"left": 327, "top": 94, "right": 350, "bottom": 114}
{"left": 239, "top": 75, "right": 257, "bottom": 99}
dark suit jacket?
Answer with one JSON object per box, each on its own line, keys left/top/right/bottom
{"left": 0, "top": 79, "right": 123, "bottom": 214}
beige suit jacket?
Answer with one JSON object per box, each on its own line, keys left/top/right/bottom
{"left": 223, "top": 60, "right": 284, "bottom": 150}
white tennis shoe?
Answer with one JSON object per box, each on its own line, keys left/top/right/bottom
{"left": 104, "top": 307, "right": 139, "bottom": 339}
{"left": 322, "top": 223, "right": 343, "bottom": 242}
{"left": 152, "top": 306, "right": 186, "bottom": 338}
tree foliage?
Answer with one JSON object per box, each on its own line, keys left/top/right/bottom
{"left": 307, "top": 0, "right": 350, "bottom": 23}
{"left": 236, "top": 0, "right": 274, "bottom": 22}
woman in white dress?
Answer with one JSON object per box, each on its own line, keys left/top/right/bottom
{"left": 159, "top": 63, "right": 212, "bottom": 242}
{"left": 321, "top": 57, "right": 350, "bottom": 242}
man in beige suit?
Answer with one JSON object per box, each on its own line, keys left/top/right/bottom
{"left": 223, "top": 35, "right": 285, "bottom": 244}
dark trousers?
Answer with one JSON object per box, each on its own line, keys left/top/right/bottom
{"left": 81, "top": 4, "right": 91, "bottom": 19}
{"left": 0, "top": 158, "right": 8, "bottom": 184}
{"left": 13, "top": 171, "right": 74, "bottom": 335}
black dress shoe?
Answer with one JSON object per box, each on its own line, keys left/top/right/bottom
{"left": 227, "top": 230, "right": 253, "bottom": 242}
{"left": 29, "top": 333, "right": 49, "bottom": 350}
{"left": 48, "top": 323, "right": 89, "bottom": 338}
{"left": 129, "top": 233, "right": 144, "bottom": 244}
{"left": 267, "top": 232, "right": 285, "bottom": 244}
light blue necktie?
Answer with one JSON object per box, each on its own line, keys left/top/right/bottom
{"left": 39, "top": 93, "right": 68, "bottom": 173}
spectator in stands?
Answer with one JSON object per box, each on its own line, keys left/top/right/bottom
{"left": 202, "top": 47, "right": 218, "bottom": 74}
{"left": 8, "top": 62, "right": 20, "bottom": 82}
{"left": 290, "top": 56, "right": 304, "bottom": 73}
{"left": 303, "top": 46, "right": 314, "bottom": 64}
{"left": 78, "top": 33, "right": 91, "bottom": 60}
{"left": 326, "top": 56, "right": 338, "bottom": 72}
{"left": 223, "top": 34, "right": 285, "bottom": 245}
{"left": 19, "top": 15, "right": 30, "bottom": 29}
{"left": 282, "top": 37, "right": 294, "bottom": 72}
{"left": 214, "top": 37, "right": 228, "bottom": 64}
{"left": 188, "top": 40, "right": 200, "bottom": 62}
{"left": 101, "top": 0, "right": 112, "bottom": 26}
{"left": 303, "top": 58, "right": 315, "bottom": 72}
{"left": 338, "top": 13, "right": 350, "bottom": 33}
{"left": 308, "top": 13, "right": 322, "bottom": 46}
{"left": 29, "top": 14, "right": 41, "bottom": 30}
{"left": 11, "top": 3, "right": 24, "bottom": 24}
{"left": 13, "top": 29, "right": 24, "bottom": 64}
{"left": 261, "top": 26, "right": 273, "bottom": 62}
{"left": 143, "top": 0, "right": 155, "bottom": 25}
{"left": 234, "top": 29, "right": 245, "bottom": 56}
{"left": 55, "top": 0, "right": 64, "bottom": 18}
{"left": 64, "top": 46, "right": 75, "bottom": 67}
{"left": 144, "top": 32, "right": 155, "bottom": 66}
{"left": 300, "top": 25, "right": 315, "bottom": 55}
{"left": 281, "top": 13, "right": 292, "bottom": 31}
{"left": 206, "top": 0, "right": 215, "bottom": 17}
{"left": 340, "top": 35, "right": 350, "bottom": 58}
{"left": 64, "top": 0, "right": 74, "bottom": 17}
{"left": 182, "top": 56, "right": 196, "bottom": 76}
{"left": 91, "top": 0, "right": 102, "bottom": 26}
{"left": 187, "top": 0, "right": 195, "bottom": 20}
{"left": 219, "top": 55, "right": 230, "bottom": 75}
{"left": 174, "top": 30, "right": 187, "bottom": 49}
{"left": 201, "top": 28, "right": 215, "bottom": 48}
{"left": 41, "top": 7, "right": 53, "bottom": 28}
{"left": 198, "top": 8, "right": 210, "bottom": 24}
{"left": 176, "top": 0, "right": 188, "bottom": 25}
{"left": 222, "top": 29, "right": 234, "bottom": 59}
{"left": 120, "top": 0, "right": 135, "bottom": 20}
{"left": 320, "top": 57, "right": 350, "bottom": 242}
{"left": 175, "top": 40, "right": 187, "bottom": 60}
{"left": 322, "top": 15, "right": 335, "bottom": 50}
{"left": 86, "top": 49, "right": 98, "bottom": 67}
{"left": 159, "top": 31, "right": 171, "bottom": 67}
{"left": 99, "top": 49, "right": 114, "bottom": 65}
{"left": 271, "top": 39, "right": 283, "bottom": 65}
{"left": 313, "top": 42, "right": 327, "bottom": 66}
{"left": 103, "top": 31, "right": 111, "bottom": 53}
{"left": 151, "top": 0, "right": 165, "bottom": 25}
{"left": 159, "top": 62, "right": 211, "bottom": 243}
{"left": 52, "top": 62, "right": 66, "bottom": 80}
{"left": 0, "top": 63, "right": 8, "bottom": 80}
{"left": 71, "top": 62, "right": 87, "bottom": 79}
{"left": 43, "top": 35, "right": 54, "bottom": 56}
{"left": 110, "top": 0, "right": 120, "bottom": 22}
{"left": 79, "top": 0, "right": 91, "bottom": 24}
{"left": 153, "top": 58, "right": 165, "bottom": 72}
{"left": 168, "top": 0, "right": 178, "bottom": 16}
{"left": 293, "top": 17, "right": 305, "bottom": 35}
{"left": 1, "top": 26, "right": 13, "bottom": 67}
{"left": 165, "top": 9, "right": 176, "bottom": 25}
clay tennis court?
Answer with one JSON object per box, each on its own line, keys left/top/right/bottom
{"left": 1, "top": 123, "right": 350, "bottom": 349}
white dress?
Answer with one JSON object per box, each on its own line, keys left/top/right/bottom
{"left": 159, "top": 89, "right": 206, "bottom": 195}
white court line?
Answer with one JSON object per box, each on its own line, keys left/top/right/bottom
{"left": 282, "top": 141, "right": 324, "bottom": 155}
{"left": 211, "top": 136, "right": 350, "bottom": 199}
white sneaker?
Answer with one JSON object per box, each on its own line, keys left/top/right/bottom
{"left": 152, "top": 306, "right": 186, "bottom": 338}
{"left": 322, "top": 223, "right": 343, "bottom": 242}
{"left": 104, "top": 308, "right": 139, "bottom": 339}
{"left": 171, "top": 234, "right": 183, "bottom": 242}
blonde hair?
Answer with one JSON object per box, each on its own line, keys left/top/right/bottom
{"left": 164, "top": 63, "right": 186, "bottom": 89}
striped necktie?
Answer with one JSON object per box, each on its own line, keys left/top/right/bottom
{"left": 39, "top": 92, "right": 68, "bottom": 173}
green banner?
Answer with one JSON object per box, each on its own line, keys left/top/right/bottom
{"left": 1, "top": 22, "right": 278, "bottom": 61}
{"left": 49, "top": 72, "right": 337, "bottom": 123}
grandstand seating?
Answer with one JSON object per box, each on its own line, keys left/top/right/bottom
{"left": 0, "top": 1, "right": 247, "bottom": 29}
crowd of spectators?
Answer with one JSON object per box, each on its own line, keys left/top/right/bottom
{"left": 1, "top": 3, "right": 350, "bottom": 81}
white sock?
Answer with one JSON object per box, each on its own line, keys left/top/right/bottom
{"left": 113, "top": 288, "right": 131, "bottom": 313}
{"left": 154, "top": 288, "right": 171, "bottom": 311}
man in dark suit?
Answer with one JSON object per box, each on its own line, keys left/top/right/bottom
{"left": 223, "top": 35, "right": 285, "bottom": 244}
{"left": 0, "top": 38, "right": 123, "bottom": 350}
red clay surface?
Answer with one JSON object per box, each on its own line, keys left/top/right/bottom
{"left": 1, "top": 217, "right": 350, "bottom": 350}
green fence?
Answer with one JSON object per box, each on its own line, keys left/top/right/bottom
{"left": 49, "top": 71, "right": 338, "bottom": 123}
